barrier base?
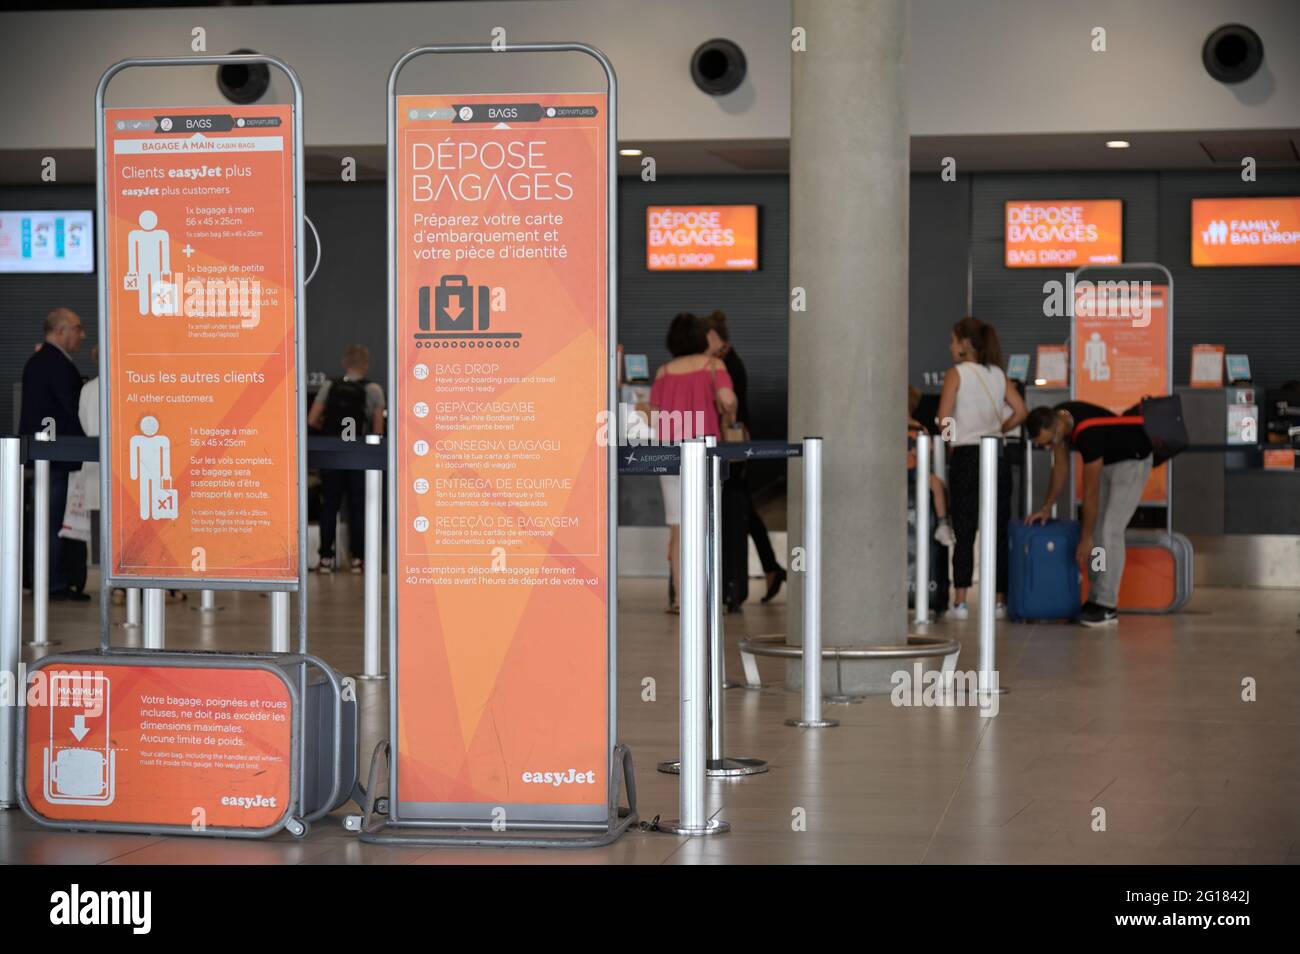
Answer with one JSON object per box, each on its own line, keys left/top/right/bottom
{"left": 785, "top": 717, "right": 839, "bottom": 728}
{"left": 656, "top": 757, "right": 768, "bottom": 777}
{"left": 354, "top": 741, "right": 639, "bottom": 849}
{"left": 656, "top": 818, "right": 730, "bottom": 836}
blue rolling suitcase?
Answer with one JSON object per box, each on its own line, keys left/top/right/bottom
{"left": 1007, "top": 519, "right": 1081, "bottom": 621}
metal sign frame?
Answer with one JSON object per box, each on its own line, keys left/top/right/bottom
{"left": 1071, "top": 262, "right": 1175, "bottom": 533}
{"left": 377, "top": 42, "right": 625, "bottom": 842}
{"left": 93, "top": 56, "right": 308, "bottom": 654}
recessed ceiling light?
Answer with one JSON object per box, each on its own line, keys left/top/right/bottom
{"left": 1105, "top": 140, "right": 1131, "bottom": 149}
{"left": 619, "top": 148, "right": 643, "bottom": 157}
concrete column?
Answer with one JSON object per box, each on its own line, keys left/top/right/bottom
{"left": 788, "top": 0, "right": 909, "bottom": 695}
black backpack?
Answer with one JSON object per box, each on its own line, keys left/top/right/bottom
{"left": 322, "top": 378, "right": 370, "bottom": 436}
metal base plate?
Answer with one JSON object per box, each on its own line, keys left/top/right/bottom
{"left": 25, "top": 640, "right": 60, "bottom": 648}
{"left": 191, "top": 605, "right": 225, "bottom": 612}
{"left": 979, "top": 686, "right": 1010, "bottom": 695}
{"left": 656, "top": 757, "right": 768, "bottom": 777}
{"left": 360, "top": 809, "right": 638, "bottom": 849}
{"left": 785, "top": 717, "right": 839, "bottom": 728}
{"left": 355, "top": 673, "right": 388, "bottom": 682}
{"left": 655, "top": 817, "right": 730, "bottom": 836}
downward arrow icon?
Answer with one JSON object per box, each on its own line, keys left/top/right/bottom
{"left": 70, "top": 714, "right": 90, "bottom": 742}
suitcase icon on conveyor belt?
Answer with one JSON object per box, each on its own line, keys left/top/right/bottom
{"left": 420, "top": 275, "right": 491, "bottom": 333}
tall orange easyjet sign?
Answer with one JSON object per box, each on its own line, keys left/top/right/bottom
{"left": 391, "top": 91, "right": 611, "bottom": 824}
{"left": 1073, "top": 274, "right": 1169, "bottom": 504}
{"left": 102, "top": 105, "right": 299, "bottom": 583}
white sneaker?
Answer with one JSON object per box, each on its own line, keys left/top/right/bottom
{"left": 995, "top": 603, "right": 1007, "bottom": 619}
{"left": 933, "top": 521, "right": 956, "bottom": 547}
{"left": 950, "top": 602, "right": 969, "bottom": 620}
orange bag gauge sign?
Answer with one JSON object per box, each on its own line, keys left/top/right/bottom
{"left": 24, "top": 662, "right": 292, "bottom": 830}
{"left": 1191, "top": 197, "right": 1300, "bottom": 266}
{"left": 1005, "top": 199, "right": 1122, "bottom": 268}
{"left": 394, "top": 93, "right": 609, "bottom": 819}
{"left": 103, "top": 105, "right": 298, "bottom": 581}
{"left": 1073, "top": 282, "right": 1169, "bottom": 503}
{"left": 646, "top": 205, "right": 758, "bottom": 271}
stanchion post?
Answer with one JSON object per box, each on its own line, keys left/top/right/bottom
{"left": 659, "top": 440, "right": 728, "bottom": 836}
{"left": 914, "top": 431, "right": 931, "bottom": 625}
{"left": 125, "top": 588, "right": 140, "bottom": 628}
{"left": 199, "top": 590, "right": 216, "bottom": 612}
{"left": 143, "top": 587, "right": 165, "bottom": 649}
{"left": 1024, "top": 436, "right": 1034, "bottom": 517}
{"left": 1, "top": 438, "right": 23, "bottom": 806}
{"left": 271, "top": 591, "right": 290, "bottom": 653}
{"left": 978, "top": 435, "right": 1007, "bottom": 695}
{"left": 29, "top": 434, "right": 55, "bottom": 648}
{"left": 360, "top": 433, "right": 385, "bottom": 680}
{"left": 706, "top": 437, "right": 724, "bottom": 761}
{"left": 787, "top": 437, "right": 837, "bottom": 728}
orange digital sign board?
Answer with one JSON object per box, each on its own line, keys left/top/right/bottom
{"left": 1005, "top": 199, "right": 1123, "bottom": 268}
{"left": 646, "top": 205, "right": 758, "bottom": 271}
{"left": 1191, "top": 197, "right": 1300, "bottom": 266}
{"left": 24, "top": 661, "right": 293, "bottom": 831}
{"left": 394, "top": 93, "right": 609, "bottom": 822}
{"left": 103, "top": 105, "right": 299, "bottom": 582}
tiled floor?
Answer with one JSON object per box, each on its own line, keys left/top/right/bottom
{"left": 2, "top": 574, "right": 1298, "bottom": 864}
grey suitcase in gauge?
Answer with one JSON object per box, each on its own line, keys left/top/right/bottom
{"left": 303, "top": 670, "right": 359, "bottom": 815}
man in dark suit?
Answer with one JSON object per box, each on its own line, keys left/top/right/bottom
{"left": 21, "top": 308, "right": 88, "bottom": 601}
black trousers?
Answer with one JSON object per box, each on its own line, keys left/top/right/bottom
{"left": 24, "top": 468, "right": 70, "bottom": 593}
{"left": 319, "top": 469, "right": 366, "bottom": 560}
{"left": 948, "top": 444, "right": 1010, "bottom": 595}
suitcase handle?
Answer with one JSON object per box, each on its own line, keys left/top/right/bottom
{"left": 439, "top": 275, "right": 469, "bottom": 287}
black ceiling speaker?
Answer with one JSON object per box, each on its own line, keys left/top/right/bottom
{"left": 691, "top": 38, "right": 747, "bottom": 96}
{"left": 1202, "top": 24, "right": 1264, "bottom": 84}
{"left": 217, "top": 49, "right": 271, "bottom": 104}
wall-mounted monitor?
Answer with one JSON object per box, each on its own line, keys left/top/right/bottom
{"left": 646, "top": 205, "right": 758, "bottom": 271}
{"left": 1004, "top": 199, "right": 1122, "bottom": 268}
{"left": 0, "top": 211, "right": 94, "bottom": 273}
{"left": 1191, "top": 197, "right": 1300, "bottom": 267}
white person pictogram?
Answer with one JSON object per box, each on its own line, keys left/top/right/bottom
{"left": 126, "top": 210, "right": 172, "bottom": 316}
{"left": 129, "top": 415, "right": 176, "bottom": 520}
{"left": 1083, "top": 331, "right": 1111, "bottom": 382}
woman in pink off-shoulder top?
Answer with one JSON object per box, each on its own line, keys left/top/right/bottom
{"left": 649, "top": 312, "right": 738, "bottom": 612}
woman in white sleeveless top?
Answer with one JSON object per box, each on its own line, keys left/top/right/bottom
{"left": 936, "top": 318, "right": 1027, "bottom": 619}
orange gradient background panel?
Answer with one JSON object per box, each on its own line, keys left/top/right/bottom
{"left": 646, "top": 205, "right": 758, "bottom": 271}
{"left": 1005, "top": 199, "right": 1123, "bottom": 268}
{"left": 104, "top": 105, "right": 297, "bottom": 581}
{"left": 395, "top": 93, "right": 608, "bottom": 812}
{"left": 25, "top": 663, "right": 292, "bottom": 829}
{"left": 1073, "top": 283, "right": 1168, "bottom": 503}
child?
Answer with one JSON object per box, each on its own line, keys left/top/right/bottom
{"left": 908, "top": 386, "right": 955, "bottom": 546}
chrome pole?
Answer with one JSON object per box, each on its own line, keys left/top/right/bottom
{"left": 125, "top": 588, "right": 141, "bottom": 628}
{"left": 787, "top": 437, "right": 837, "bottom": 728}
{"left": 978, "top": 436, "right": 1007, "bottom": 695}
{"left": 706, "top": 436, "right": 724, "bottom": 760}
{"left": 659, "top": 440, "right": 728, "bottom": 835}
{"left": 1024, "top": 437, "right": 1034, "bottom": 516}
{"left": 914, "top": 431, "right": 931, "bottom": 625}
{"left": 361, "top": 434, "right": 385, "bottom": 680}
{"left": 29, "top": 434, "right": 55, "bottom": 648}
{"left": 143, "top": 587, "right": 164, "bottom": 649}
{"left": 271, "top": 591, "right": 290, "bottom": 653}
{"left": 199, "top": 589, "right": 216, "bottom": 612}
{"left": 0, "top": 438, "right": 23, "bottom": 806}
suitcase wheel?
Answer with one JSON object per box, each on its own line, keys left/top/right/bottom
{"left": 285, "top": 817, "right": 309, "bottom": 839}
